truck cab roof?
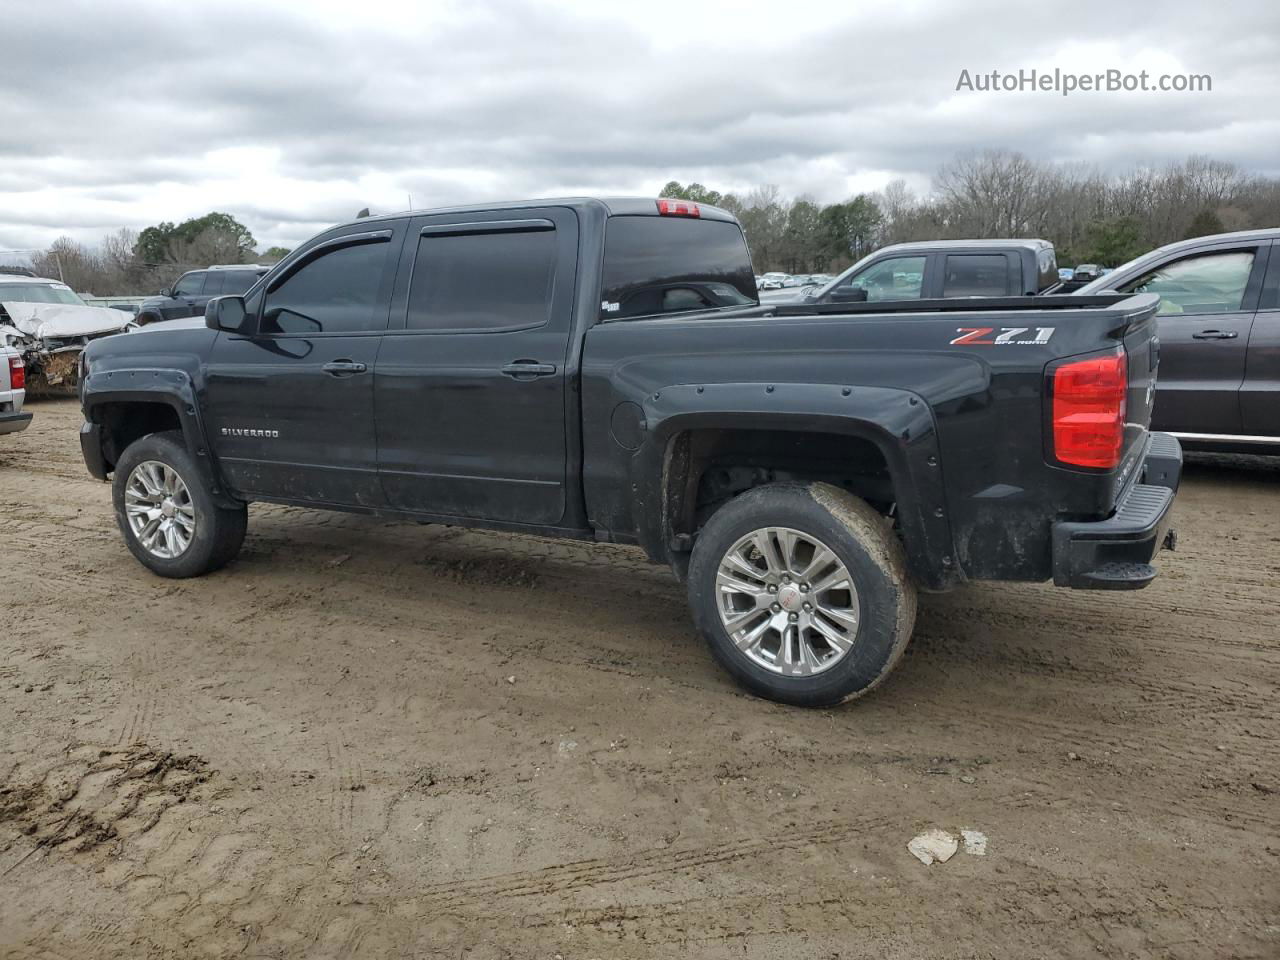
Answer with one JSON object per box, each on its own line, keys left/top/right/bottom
{"left": 337, "top": 196, "right": 743, "bottom": 234}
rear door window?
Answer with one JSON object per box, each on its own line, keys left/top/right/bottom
{"left": 407, "top": 226, "right": 557, "bottom": 331}
{"left": 222, "top": 270, "right": 262, "bottom": 294}
{"left": 201, "top": 272, "right": 227, "bottom": 296}
{"left": 942, "top": 255, "right": 1014, "bottom": 297}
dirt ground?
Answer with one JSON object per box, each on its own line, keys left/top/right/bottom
{"left": 1, "top": 399, "right": 1277, "bottom": 959}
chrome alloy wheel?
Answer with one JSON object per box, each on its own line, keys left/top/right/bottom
{"left": 715, "top": 526, "right": 861, "bottom": 676}
{"left": 124, "top": 460, "right": 196, "bottom": 559}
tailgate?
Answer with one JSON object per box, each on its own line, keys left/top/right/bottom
{"left": 1114, "top": 303, "right": 1160, "bottom": 498}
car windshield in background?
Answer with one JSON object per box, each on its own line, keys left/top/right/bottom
{"left": 0, "top": 282, "right": 87, "bottom": 306}
{"left": 601, "top": 215, "right": 758, "bottom": 320}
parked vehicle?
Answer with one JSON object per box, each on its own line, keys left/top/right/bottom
{"left": 0, "top": 275, "right": 136, "bottom": 395}
{"left": 802, "top": 239, "right": 1060, "bottom": 304}
{"left": 79, "top": 197, "right": 1180, "bottom": 707}
{"left": 1073, "top": 264, "right": 1104, "bottom": 283}
{"left": 0, "top": 344, "right": 31, "bottom": 436}
{"left": 1076, "top": 228, "right": 1280, "bottom": 449}
{"left": 135, "top": 265, "right": 270, "bottom": 326}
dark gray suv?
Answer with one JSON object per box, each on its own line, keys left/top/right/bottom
{"left": 136, "top": 266, "right": 268, "bottom": 326}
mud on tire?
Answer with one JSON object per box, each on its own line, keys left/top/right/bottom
{"left": 688, "top": 481, "right": 916, "bottom": 707}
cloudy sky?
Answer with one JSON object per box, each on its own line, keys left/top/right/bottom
{"left": 2, "top": 0, "right": 1277, "bottom": 257}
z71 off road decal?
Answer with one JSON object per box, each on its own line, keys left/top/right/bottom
{"left": 950, "top": 326, "right": 1055, "bottom": 346}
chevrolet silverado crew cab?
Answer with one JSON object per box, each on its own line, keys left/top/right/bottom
{"left": 78, "top": 197, "right": 1181, "bottom": 707}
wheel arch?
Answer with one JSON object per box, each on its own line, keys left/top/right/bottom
{"left": 81, "top": 370, "right": 239, "bottom": 508}
{"left": 629, "top": 382, "right": 961, "bottom": 590}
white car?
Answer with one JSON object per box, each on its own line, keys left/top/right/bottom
{"left": 0, "top": 275, "right": 135, "bottom": 395}
{"left": 0, "top": 344, "right": 31, "bottom": 436}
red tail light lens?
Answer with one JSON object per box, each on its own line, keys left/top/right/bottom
{"left": 7, "top": 354, "right": 23, "bottom": 391}
{"left": 656, "top": 198, "right": 700, "bottom": 217}
{"left": 1052, "top": 350, "right": 1127, "bottom": 468}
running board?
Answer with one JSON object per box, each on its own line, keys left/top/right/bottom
{"left": 1170, "top": 432, "right": 1280, "bottom": 445}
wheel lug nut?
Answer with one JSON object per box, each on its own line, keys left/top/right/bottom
{"left": 771, "top": 603, "right": 781, "bottom": 612}
{"left": 767, "top": 584, "right": 778, "bottom": 594}
{"left": 788, "top": 612, "right": 798, "bottom": 622}
{"left": 803, "top": 602, "right": 812, "bottom": 612}
{"left": 799, "top": 583, "right": 809, "bottom": 593}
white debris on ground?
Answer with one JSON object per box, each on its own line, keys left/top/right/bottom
{"left": 961, "top": 829, "right": 988, "bottom": 856}
{"left": 907, "top": 828, "right": 989, "bottom": 864}
{"left": 907, "top": 828, "right": 959, "bottom": 865}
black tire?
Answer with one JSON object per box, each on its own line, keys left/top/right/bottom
{"left": 112, "top": 430, "right": 247, "bottom": 578}
{"left": 688, "top": 482, "right": 916, "bottom": 707}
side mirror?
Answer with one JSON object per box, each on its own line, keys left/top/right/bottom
{"left": 206, "top": 295, "right": 248, "bottom": 333}
{"left": 826, "top": 286, "right": 868, "bottom": 303}
{"left": 160, "top": 287, "right": 171, "bottom": 297}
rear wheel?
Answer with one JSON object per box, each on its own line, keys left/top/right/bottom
{"left": 688, "top": 482, "right": 916, "bottom": 706}
{"left": 112, "top": 431, "right": 247, "bottom": 578}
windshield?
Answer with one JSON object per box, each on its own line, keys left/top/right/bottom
{"left": 601, "top": 216, "right": 758, "bottom": 319}
{"left": 0, "top": 282, "right": 88, "bottom": 306}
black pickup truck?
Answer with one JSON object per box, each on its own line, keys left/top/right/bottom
{"left": 78, "top": 197, "right": 1181, "bottom": 707}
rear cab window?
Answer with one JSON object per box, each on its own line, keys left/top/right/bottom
{"left": 601, "top": 215, "right": 757, "bottom": 320}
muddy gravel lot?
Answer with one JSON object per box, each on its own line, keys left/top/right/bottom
{"left": 1, "top": 399, "right": 1277, "bottom": 959}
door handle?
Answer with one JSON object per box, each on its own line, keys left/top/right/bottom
{"left": 501, "top": 360, "right": 557, "bottom": 379}
{"left": 322, "top": 359, "right": 368, "bottom": 376}
{"left": 1192, "top": 330, "right": 1238, "bottom": 340}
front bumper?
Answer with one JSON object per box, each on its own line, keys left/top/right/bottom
{"left": 0, "top": 410, "right": 32, "bottom": 435}
{"left": 1052, "top": 432, "right": 1182, "bottom": 590}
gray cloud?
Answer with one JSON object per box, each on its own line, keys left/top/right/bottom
{"left": 1, "top": 0, "right": 1277, "bottom": 256}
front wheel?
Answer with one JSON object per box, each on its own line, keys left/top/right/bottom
{"left": 688, "top": 482, "right": 916, "bottom": 707}
{"left": 112, "top": 431, "right": 247, "bottom": 578}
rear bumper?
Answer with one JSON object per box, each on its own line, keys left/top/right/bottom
{"left": 1051, "top": 432, "right": 1181, "bottom": 590}
{"left": 80, "top": 420, "right": 109, "bottom": 480}
{"left": 0, "top": 410, "right": 32, "bottom": 435}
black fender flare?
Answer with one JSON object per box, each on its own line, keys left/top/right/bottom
{"left": 80, "top": 367, "right": 240, "bottom": 509}
{"left": 628, "top": 382, "right": 960, "bottom": 591}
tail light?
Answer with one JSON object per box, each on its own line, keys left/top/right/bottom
{"left": 1051, "top": 349, "right": 1127, "bottom": 468}
{"left": 656, "top": 198, "right": 700, "bottom": 218}
{"left": 7, "top": 354, "right": 23, "bottom": 391}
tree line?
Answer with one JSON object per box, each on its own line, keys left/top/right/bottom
{"left": 1, "top": 212, "right": 291, "bottom": 297}
{"left": 5, "top": 150, "right": 1278, "bottom": 295}
{"left": 664, "top": 151, "right": 1280, "bottom": 274}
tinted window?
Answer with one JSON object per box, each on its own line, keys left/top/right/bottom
{"left": 172, "top": 272, "right": 204, "bottom": 297}
{"left": 408, "top": 227, "right": 556, "bottom": 331}
{"left": 201, "top": 272, "right": 226, "bottom": 296}
{"left": 261, "top": 240, "right": 388, "bottom": 334}
{"left": 222, "top": 270, "right": 262, "bottom": 294}
{"left": 847, "top": 256, "right": 926, "bottom": 301}
{"left": 601, "top": 216, "right": 757, "bottom": 319}
{"left": 1119, "top": 250, "right": 1255, "bottom": 316}
{"left": 942, "top": 255, "right": 1013, "bottom": 297}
